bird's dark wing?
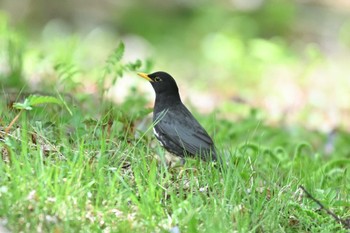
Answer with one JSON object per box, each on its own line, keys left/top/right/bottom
{"left": 154, "top": 106, "right": 217, "bottom": 160}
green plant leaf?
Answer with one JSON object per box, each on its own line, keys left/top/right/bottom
{"left": 112, "top": 42, "right": 125, "bottom": 62}
{"left": 13, "top": 99, "right": 32, "bottom": 110}
{"left": 12, "top": 95, "right": 62, "bottom": 111}
{"left": 104, "top": 42, "right": 125, "bottom": 75}
{"left": 27, "top": 95, "right": 62, "bottom": 106}
{"left": 100, "top": 41, "right": 126, "bottom": 90}
{"left": 126, "top": 59, "right": 142, "bottom": 71}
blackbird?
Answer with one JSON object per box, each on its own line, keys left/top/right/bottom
{"left": 137, "top": 71, "right": 217, "bottom": 162}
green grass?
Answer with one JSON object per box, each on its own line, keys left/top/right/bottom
{"left": 0, "top": 13, "right": 349, "bottom": 232}
{"left": 0, "top": 96, "right": 349, "bottom": 233}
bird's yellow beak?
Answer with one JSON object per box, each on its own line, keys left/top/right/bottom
{"left": 137, "top": 72, "right": 153, "bottom": 82}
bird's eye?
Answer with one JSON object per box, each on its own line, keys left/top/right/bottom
{"left": 154, "top": 77, "right": 162, "bottom": 82}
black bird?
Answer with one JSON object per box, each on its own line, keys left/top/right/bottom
{"left": 137, "top": 71, "right": 217, "bottom": 162}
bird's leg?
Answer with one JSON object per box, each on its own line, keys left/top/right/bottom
{"left": 153, "top": 148, "right": 185, "bottom": 169}
{"left": 164, "top": 151, "right": 185, "bottom": 168}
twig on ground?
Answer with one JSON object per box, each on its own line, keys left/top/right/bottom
{"left": 299, "top": 185, "right": 350, "bottom": 230}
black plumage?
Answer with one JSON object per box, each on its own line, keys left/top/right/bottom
{"left": 137, "top": 71, "right": 217, "bottom": 161}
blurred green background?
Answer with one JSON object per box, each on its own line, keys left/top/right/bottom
{"left": 1, "top": 0, "right": 350, "bottom": 131}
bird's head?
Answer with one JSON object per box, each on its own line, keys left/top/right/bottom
{"left": 137, "top": 71, "right": 179, "bottom": 96}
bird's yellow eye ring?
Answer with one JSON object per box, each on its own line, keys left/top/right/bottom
{"left": 154, "top": 77, "right": 162, "bottom": 82}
